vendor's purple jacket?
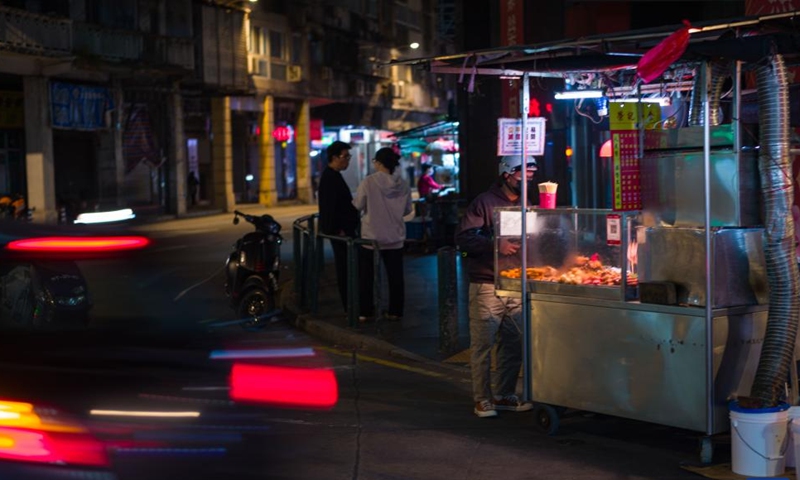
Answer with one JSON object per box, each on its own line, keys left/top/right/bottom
{"left": 455, "top": 182, "right": 528, "bottom": 285}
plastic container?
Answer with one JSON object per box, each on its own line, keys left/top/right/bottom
{"left": 785, "top": 406, "right": 800, "bottom": 468}
{"left": 539, "top": 192, "right": 556, "bottom": 209}
{"left": 729, "top": 400, "right": 790, "bottom": 477}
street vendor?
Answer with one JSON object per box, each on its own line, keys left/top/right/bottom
{"left": 417, "top": 163, "right": 443, "bottom": 199}
{"left": 455, "top": 154, "right": 537, "bottom": 418}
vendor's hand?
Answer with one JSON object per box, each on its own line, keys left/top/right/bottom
{"left": 499, "top": 238, "right": 521, "bottom": 256}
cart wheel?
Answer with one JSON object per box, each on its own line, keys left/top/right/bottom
{"left": 533, "top": 404, "right": 560, "bottom": 435}
{"left": 699, "top": 436, "right": 714, "bottom": 465}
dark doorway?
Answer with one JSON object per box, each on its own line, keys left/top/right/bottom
{"left": 53, "top": 130, "right": 97, "bottom": 216}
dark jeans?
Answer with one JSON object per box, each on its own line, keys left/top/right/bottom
{"left": 359, "top": 246, "right": 404, "bottom": 317}
{"left": 331, "top": 239, "right": 349, "bottom": 311}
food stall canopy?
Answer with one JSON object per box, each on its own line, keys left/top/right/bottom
{"left": 385, "top": 11, "right": 800, "bottom": 80}
{"left": 389, "top": 119, "right": 459, "bottom": 140}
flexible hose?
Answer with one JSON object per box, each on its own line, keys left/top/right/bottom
{"left": 749, "top": 54, "right": 800, "bottom": 406}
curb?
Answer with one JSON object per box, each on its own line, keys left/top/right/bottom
{"left": 279, "top": 281, "right": 469, "bottom": 374}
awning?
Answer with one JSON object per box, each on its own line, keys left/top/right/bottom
{"left": 385, "top": 11, "right": 800, "bottom": 80}
{"left": 390, "top": 119, "right": 459, "bottom": 140}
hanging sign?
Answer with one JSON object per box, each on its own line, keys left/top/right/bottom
{"left": 497, "top": 117, "right": 546, "bottom": 156}
{"left": 51, "top": 81, "right": 113, "bottom": 130}
{"left": 607, "top": 214, "right": 621, "bottom": 246}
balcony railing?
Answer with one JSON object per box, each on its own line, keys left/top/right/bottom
{"left": 144, "top": 36, "right": 195, "bottom": 70}
{"left": 0, "top": 6, "right": 71, "bottom": 55}
{"left": 73, "top": 22, "right": 143, "bottom": 61}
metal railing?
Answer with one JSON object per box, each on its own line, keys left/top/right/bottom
{"left": 72, "top": 22, "right": 143, "bottom": 61}
{"left": 293, "top": 214, "right": 381, "bottom": 327}
{"left": 144, "top": 35, "right": 195, "bottom": 70}
{"left": 0, "top": 6, "right": 72, "bottom": 55}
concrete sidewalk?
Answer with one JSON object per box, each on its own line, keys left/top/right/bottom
{"left": 280, "top": 244, "right": 474, "bottom": 372}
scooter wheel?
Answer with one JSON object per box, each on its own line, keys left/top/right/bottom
{"left": 237, "top": 288, "right": 275, "bottom": 320}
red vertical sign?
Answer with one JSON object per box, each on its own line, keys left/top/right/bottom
{"left": 500, "top": 0, "right": 524, "bottom": 118}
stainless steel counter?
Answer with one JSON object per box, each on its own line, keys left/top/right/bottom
{"left": 526, "top": 295, "right": 766, "bottom": 434}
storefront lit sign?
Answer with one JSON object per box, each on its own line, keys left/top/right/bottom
{"left": 272, "top": 125, "right": 293, "bottom": 142}
{"left": 497, "top": 117, "right": 546, "bottom": 156}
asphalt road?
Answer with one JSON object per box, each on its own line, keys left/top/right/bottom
{"left": 0, "top": 207, "right": 719, "bottom": 479}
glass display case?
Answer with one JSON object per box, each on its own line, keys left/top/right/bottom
{"left": 493, "top": 207, "right": 641, "bottom": 301}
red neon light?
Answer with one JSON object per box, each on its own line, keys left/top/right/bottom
{"left": 272, "top": 126, "right": 292, "bottom": 142}
{"left": 6, "top": 236, "right": 151, "bottom": 253}
{"left": 0, "top": 427, "right": 109, "bottom": 467}
{"left": 229, "top": 364, "right": 338, "bottom": 409}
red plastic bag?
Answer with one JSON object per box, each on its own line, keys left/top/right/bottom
{"left": 636, "top": 20, "right": 692, "bottom": 84}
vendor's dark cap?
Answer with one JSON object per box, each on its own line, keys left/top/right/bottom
{"left": 374, "top": 147, "right": 400, "bottom": 169}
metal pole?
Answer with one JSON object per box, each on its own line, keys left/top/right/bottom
{"left": 305, "top": 217, "right": 316, "bottom": 310}
{"left": 702, "top": 61, "right": 714, "bottom": 436}
{"left": 438, "top": 246, "right": 459, "bottom": 355}
{"left": 293, "top": 223, "right": 302, "bottom": 300}
{"left": 347, "top": 239, "right": 358, "bottom": 328}
{"left": 310, "top": 233, "right": 323, "bottom": 313}
{"left": 372, "top": 243, "right": 381, "bottom": 322}
{"left": 520, "top": 72, "right": 531, "bottom": 401}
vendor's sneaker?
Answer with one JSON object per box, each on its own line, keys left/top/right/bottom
{"left": 474, "top": 400, "right": 498, "bottom": 418}
{"left": 493, "top": 395, "right": 533, "bottom": 412}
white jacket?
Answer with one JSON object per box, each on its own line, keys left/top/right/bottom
{"left": 353, "top": 170, "right": 412, "bottom": 250}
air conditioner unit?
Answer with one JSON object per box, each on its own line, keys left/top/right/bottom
{"left": 288, "top": 65, "right": 302, "bottom": 82}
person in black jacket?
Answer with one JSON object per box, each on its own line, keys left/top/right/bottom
{"left": 455, "top": 155, "right": 537, "bottom": 418}
{"left": 318, "top": 141, "right": 360, "bottom": 311}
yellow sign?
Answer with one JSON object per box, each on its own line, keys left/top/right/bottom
{"left": 0, "top": 91, "right": 24, "bottom": 129}
{"left": 609, "top": 101, "right": 661, "bottom": 130}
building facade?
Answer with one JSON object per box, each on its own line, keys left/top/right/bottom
{"left": 0, "top": 0, "right": 448, "bottom": 223}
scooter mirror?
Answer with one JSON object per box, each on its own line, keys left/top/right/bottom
{"left": 233, "top": 216, "right": 240, "bottom": 225}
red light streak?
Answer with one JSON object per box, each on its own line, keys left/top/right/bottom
{"left": 0, "top": 428, "right": 109, "bottom": 467}
{"left": 6, "top": 236, "right": 151, "bottom": 252}
{"left": 229, "top": 364, "right": 338, "bottom": 409}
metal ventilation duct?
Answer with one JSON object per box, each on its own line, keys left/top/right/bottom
{"left": 749, "top": 54, "right": 800, "bottom": 406}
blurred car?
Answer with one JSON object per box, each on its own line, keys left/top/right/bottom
{"left": 0, "top": 219, "right": 338, "bottom": 480}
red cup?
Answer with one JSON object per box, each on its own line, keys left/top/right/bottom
{"left": 539, "top": 192, "right": 556, "bottom": 209}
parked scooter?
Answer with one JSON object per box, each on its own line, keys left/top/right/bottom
{"left": 224, "top": 211, "right": 282, "bottom": 323}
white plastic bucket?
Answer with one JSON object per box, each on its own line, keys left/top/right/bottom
{"left": 785, "top": 407, "right": 800, "bottom": 468}
{"left": 729, "top": 401, "right": 790, "bottom": 477}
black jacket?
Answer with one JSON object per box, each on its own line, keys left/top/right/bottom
{"left": 455, "top": 183, "right": 528, "bottom": 284}
{"left": 318, "top": 166, "right": 359, "bottom": 236}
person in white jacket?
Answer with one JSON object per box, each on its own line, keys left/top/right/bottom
{"left": 353, "top": 147, "right": 412, "bottom": 322}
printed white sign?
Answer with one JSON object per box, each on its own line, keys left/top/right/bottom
{"left": 499, "top": 210, "right": 537, "bottom": 237}
{"left": 497, "top": 117, "right": 547, "bottom": 156}
{"left": 607, "top": 214, "right": 621, "bottom": 246}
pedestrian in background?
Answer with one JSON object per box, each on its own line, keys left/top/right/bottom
{"left": 187, "top": 171, "right": 199, "bottom": 206}
{"left": 417, "top": 163, "right": 443, "bottom": 200}
{"left": 454, "top": 155, "right": 537, "bottom": 418}
{"left": 318, "top": 140, "right": 360, "bottom": 312}
{"left": 353, "top": 147, "right": 412, "bottom": 322}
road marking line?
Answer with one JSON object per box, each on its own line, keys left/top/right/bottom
{"left": 319, "top": 346, "right": 446, "bottom": 379}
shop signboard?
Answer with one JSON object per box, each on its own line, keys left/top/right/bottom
{"left": 496, "top": 117, "right": 546, "bottom": 156}
{"left": 609, "top": 101, "right": 661, "bottom": 211}
{"left": 50, "top": 81, "right": 113, "bottom": 130}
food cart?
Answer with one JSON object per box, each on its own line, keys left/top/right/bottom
{"left": 393, "top": 11, "right": 800, "bottom": 462}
